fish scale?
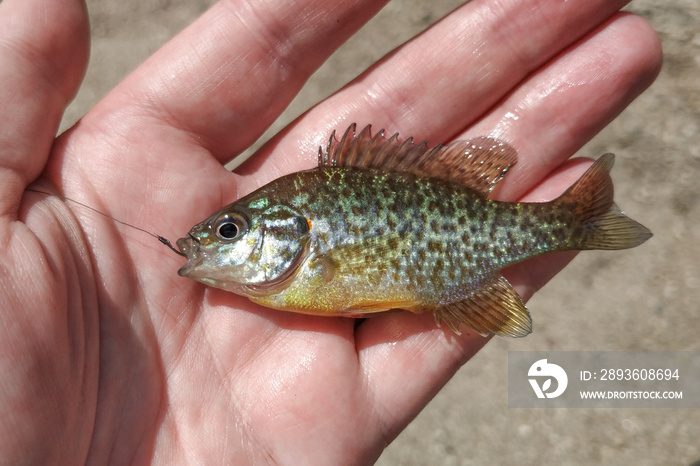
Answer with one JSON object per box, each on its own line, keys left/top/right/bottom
{"left": 293, "top": 167, "right": 567, "bottom": 296}
{"left": 176, "top": 124, "right": 651, "bottom": 337}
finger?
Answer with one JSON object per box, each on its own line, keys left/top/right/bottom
{"left": 0, "top": 0, "right": 89, "bottom": 216}
{"left": 80, "top": 0, "right": 391, "bottom": 163}
{"left": 352, "top": 15, "right": 661, "bottom": 441}
{"left": 471, "top": 13, "right": 662, "bottom": 201}
{"left": 243, "top": 0, "right": 634, "bottom": 182}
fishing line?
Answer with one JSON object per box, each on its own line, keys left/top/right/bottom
{"left": 26, "top": 189, "right": 186, "bottom": 257}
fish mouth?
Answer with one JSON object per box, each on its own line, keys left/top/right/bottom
{"left": 176, "top": 234, "right": 203, "bottom": 277}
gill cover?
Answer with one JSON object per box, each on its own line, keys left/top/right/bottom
{"left": 177, "top": 202, "right": 311, "bottom": 294}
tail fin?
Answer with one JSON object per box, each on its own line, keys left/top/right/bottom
{"left": 558, "top": 154, "right": 652, "bottom": 250}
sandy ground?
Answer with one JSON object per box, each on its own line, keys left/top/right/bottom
{"left": 61, "top": 0, "right": 699, "bottom": 464}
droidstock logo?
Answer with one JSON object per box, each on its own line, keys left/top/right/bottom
{"left": 528, "top": 359, "right": 568, "bottom": 399}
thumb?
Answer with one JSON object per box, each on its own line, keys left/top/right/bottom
{"left": 0, "top": 0, "right": 89, "bottom": 217}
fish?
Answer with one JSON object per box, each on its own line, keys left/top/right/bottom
{"left": 176, "top": 124, "right": 652, "bottom": 337}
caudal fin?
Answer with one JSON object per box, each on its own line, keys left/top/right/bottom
{"left": 558, "top": 154, "right": 652, "bottom": 250}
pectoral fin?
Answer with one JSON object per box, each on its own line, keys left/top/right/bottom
{"left": 434, "top": 275, "right": 532, "bottom": 337}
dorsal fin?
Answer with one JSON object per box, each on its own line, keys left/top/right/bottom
{"left": 318, "top": 123, "right": 518, "bottom": 195}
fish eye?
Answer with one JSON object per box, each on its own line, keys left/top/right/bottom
{"left": 214, "top": 213, "right": 248, "bottom": 241}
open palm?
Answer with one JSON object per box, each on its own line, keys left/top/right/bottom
{"left": 1, "top": 0, "right": 659, "bottom": 463}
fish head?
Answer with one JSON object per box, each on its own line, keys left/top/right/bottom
{"left": 176, "top": 197, "right": 311, "bottom": 297}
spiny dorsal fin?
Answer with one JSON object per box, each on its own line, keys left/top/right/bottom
{"left": 318, "top": 123, "right": 518, "bottom": 195}
{"left": 434, "top": 275, "right": 532, "bottom": 337}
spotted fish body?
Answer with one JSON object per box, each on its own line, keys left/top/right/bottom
{"left": 176, "top": 125, "right": 651, "bottom": 337}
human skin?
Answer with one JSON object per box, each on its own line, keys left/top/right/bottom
{"left": 0, "top": 0, "right": 660, "bottom": 464}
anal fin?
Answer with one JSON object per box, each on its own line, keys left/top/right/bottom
{"left": 434, "top": 276, "right": 532, "bottom": 337}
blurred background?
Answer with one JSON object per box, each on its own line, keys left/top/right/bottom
{"left": 61, "top": 0, "right": 699, "bottom": 464}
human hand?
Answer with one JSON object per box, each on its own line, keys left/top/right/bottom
{"left": 1, "top": 0, "right": 660, "bottom": 463}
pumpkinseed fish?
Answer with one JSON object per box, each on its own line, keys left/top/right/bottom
{"left": 176, "top": 124, "right": 651, "bottom": 337}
